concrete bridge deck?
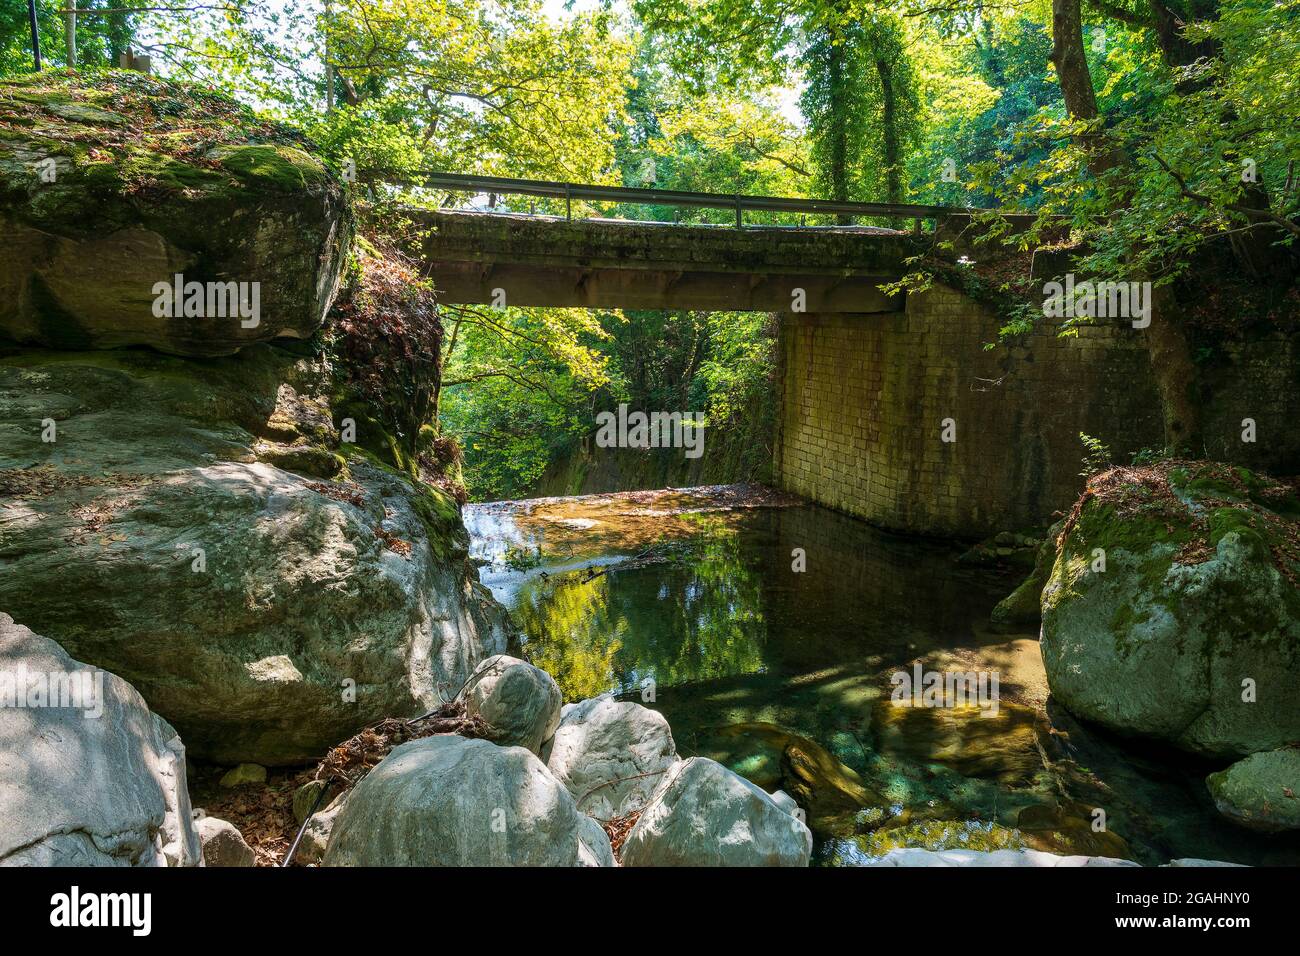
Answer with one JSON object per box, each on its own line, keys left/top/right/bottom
{"left": 413, "top": 208, "right": 911, "bottom": 313}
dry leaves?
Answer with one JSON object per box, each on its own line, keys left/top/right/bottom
{"left": 306, "top": 480, "right": 367, "bottom": 507}
{"left": 602, "top": 809, "right": 643, "bottom": 862}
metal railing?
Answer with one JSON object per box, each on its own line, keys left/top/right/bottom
{"left": 375, "top": 170, "right": 987, "bottom": 228}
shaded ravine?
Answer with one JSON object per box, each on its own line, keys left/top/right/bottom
{"left": 467, "top": 485, "right": 1300, "bottom": 866}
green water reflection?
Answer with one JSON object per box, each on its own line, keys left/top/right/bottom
{"left": 468, "top": 490, "right": 1300, "bottom": 866}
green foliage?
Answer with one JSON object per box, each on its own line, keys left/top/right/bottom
{"left": 1, "top": 0, "right": 149, "bottom": 76}
{"left": 7, "top": 0, "right": 1297, "bottom": 494}
{"left": 1079, "top": 432, "right": 1113, "bottom": 478}
{"left": 634, "top": 0, "right": 922, "bottom": 207}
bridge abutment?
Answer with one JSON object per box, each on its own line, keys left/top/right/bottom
{"left": 775, "top": 285, "right": 1167, "bottom": 537}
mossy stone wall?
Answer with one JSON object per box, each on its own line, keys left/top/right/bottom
{"left": 775, "top": 285, "right": 1166, "bottom": 537}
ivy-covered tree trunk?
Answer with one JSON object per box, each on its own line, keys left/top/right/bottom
{"left": 824, "top": 27, "right": 852, "bottom": 223}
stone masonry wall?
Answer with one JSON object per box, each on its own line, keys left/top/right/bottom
{"left": 775, "top": 285, "right": 1167, "bottom": 537}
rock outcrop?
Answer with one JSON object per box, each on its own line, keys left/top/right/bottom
{"left": 0, "top": 73, "right": 350, "bottom": 356}
{"left": 0, "top": 349, "right": 509, "bottom": 765}
{"left": 1041, "top": 463, "right": 1299, "bottom": 758}
{"left": 620, "top": 757, "right": 812, "bottom": 867}
{"left": 990, "top": 520, "right": 1063, "bottom": 629}
{"left": 295, "top": 794, "right": 348, "bottom": 866}
{"left": 542, "top": 694, "right": 678, "bottom": 818}
{"left": 0, "top": 76, "right": 511, "bottom": 767}
{"left": 0, "top": 613, "right": 201, "bottom": 867}
{"left": 464, "top": 655, "right": 562, "bottom": 756}
{"left": 322, "top": 735, "right": 612, "bottom": 867}
{"left": 1207, "top": 748, "right": 1300, "bottom": 833}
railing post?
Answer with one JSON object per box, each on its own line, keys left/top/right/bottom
{"left": 565, "top": 183, "right": 571, "bottom": 221}
{"left": 735, "top": 195, "right": 742, "bottom": 229}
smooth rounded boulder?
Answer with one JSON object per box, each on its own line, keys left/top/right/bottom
{"left": 1040, "top": 464, "right": 1299, "bottom": 758}
{"left": 620, "top": 757, "right": 812, "bottom": 867}
{"left": 543, "top": 695, "right": 678, "bottom": 819}
{"left": 195, "top": 815, "right": 256, "bottom": 867}
{"left": 464, "top": 655, "right": 562, "bottom": 755}
{"left": 0, "top": 613, "right": 201, "bottom": 867}
{"left": 322, "top": 734, "right": 612, "bottom": 867}
{"left": 1207, "top": 749, "right": 1300, "bottom": 833}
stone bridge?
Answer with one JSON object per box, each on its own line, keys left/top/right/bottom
{"left": 413, "top": 208, "right": 908, "bottom": 314}
{"left": 414, "top": 208, "right": 1294, "bottom": 537}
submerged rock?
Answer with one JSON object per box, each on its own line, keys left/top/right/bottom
{"left": 0, "top": 613, "right": 201, "bottom": 867}
{"left": 323, "top": 734, "right": 610, "bottom": 866}
{"left": 826, "top": 819, "right": 1027, "bottom": 865}
{"left": 1015, "top": 801, "right": 1133, "bottom": 859}
{"left": 0, "top": 74, "right": 350, "bottom": 357}
{"left": 692, "top": 722, "right": 875, "bottom": 820}
{"left": 1041, "top": 464, "right": 1300, "bottom": 758}
{"left": 464, "top": 655, "right": 562, "bottom": 756}
{"left": 543, "top": 695, "right": 678, "bottom": 819}
{"left": 621, "top": 757, "right": 812, "bottom": 867}
{"left": 195, "top": 815, "right": 256, "bottom": 867}
{"left": 871, "top": 699, "right": 1044, "bottom": 786}
{"left": 1207, "top": 749, "right": 1300, "bottom": 833}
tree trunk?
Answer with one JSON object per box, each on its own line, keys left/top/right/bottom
{"left": 1146, "top": 285, "right": 1202, "bottom": 456}
{"left": 1049, "top": 0, "right": 1201, "bottom": 454}
{"left": 1050, "top": 0, "right": 1121, "bottom": 176}
{"left": 826, "top": 28, "right": 852, "bottom": 223}
{"left": 875, "top": 56, "right": 901, "bottom": 206}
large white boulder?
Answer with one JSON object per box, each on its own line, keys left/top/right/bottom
{"left": 621, "top": 757, "right": 812, "bottom": 867}
{"left": 543, "top": 695, "right": 678, "bottom": 819}
{"left": 0, "top": 352, "right": 512, "bottom": 766}
{"left": 322, "top": 734, "right": 612, "bottom": 866}
{"left": 464, "top": 655, "right": 562, "bottom": 756}
{"left": 0, "top": 613, "right": 201, "bottom": 867}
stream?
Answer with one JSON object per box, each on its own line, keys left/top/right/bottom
{"left": 466, "top": 485, "right": 1300, "bottom": 866}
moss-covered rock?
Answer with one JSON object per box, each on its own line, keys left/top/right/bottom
{"left": 324, "top": 240, "right": 444, "bottom": 477}
{"left": 1207, "top": 748, "right": 1300, "bottom": 832}
{"left": 990, "top": 520, "right": 1064, "bottom": 630}
{"left": 1041, "top": 462, "right": 1300, "bottom": 758}
{"left": 0, "top": 72, "right": 352, "bottom": 357}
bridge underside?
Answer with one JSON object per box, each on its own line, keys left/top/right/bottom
{"left": 406, "top": 209, "right": 1296, "bottom": 536}
{"left": 415, "top": 209, "right": 908, "bottom": 313}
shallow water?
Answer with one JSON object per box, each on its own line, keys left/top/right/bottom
{"left": 467, "top": 486, "right": 1300, "bottom": 866}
